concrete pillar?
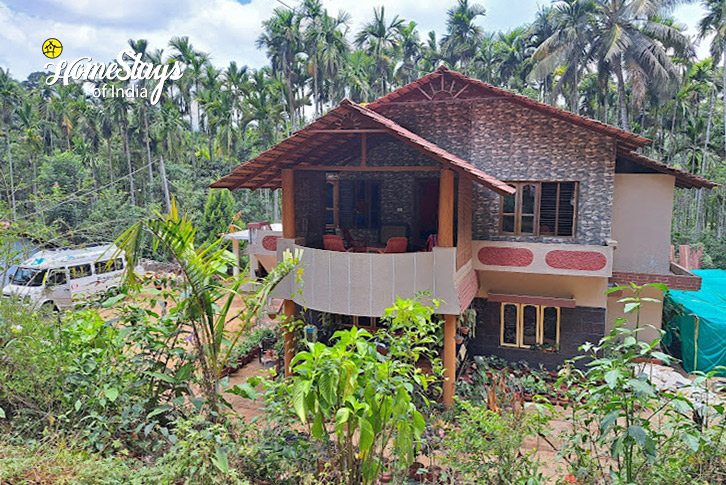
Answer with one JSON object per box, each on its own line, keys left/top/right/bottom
{"left": 282, "top": 169, "right": 296, "bottom": 377}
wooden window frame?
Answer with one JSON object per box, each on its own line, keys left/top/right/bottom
{"left": 325, "top": 179, "right": 340, "bottom": 230}
{"left": 498, "top": 181, "right": 578, "bottom": 238}
{"left": 499, "top": 302, "right": 561, "bottom": 349}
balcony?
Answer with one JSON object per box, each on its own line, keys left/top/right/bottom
{"left": 271, "top": 240, "right": 475, "bottom": 317}
{"left": 473, "top": 240, "right": 614, "bottom": 277}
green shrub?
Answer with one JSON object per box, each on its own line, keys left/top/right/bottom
{"left": 440, "top": 400, "right": 549, "bottom": 484}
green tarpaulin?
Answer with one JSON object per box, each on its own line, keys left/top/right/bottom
{"left": 665, "top": 270, "right": 726, "bottom": 374}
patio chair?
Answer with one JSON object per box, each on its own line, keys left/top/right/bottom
{"left": 341, "top": 228, "right": 366, "bottom": 252}
{"left": 323, "top": 235, "right": 352, "bottom": 252}
{"left": 376, "top": 237, "right": 408, "bottom": 254}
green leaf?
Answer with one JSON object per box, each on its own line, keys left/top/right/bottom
{"left": 627, "top": 378, "right": 654, "bottom": 397}
{"left": 624, "top": 302, "right": 641, "bottom": 314}
{"left": 412, "top": 410, "right": 426, "bottom": 438}
{"left": 74, "top": 399, "right": 82, "bottom": 411}
{"left": 104, "top": 387, "right": 119, "bottom": 402}
{"left": 292, "top": 381, "right": 307, "bottom": 423}
{"left": 320, "top": 372, "right": 337, "bottom": 407}
{"left": 147, "top": 371, "right": 175, "bottom": 384}
{"left": 627, "top": 425, "right": 647, "bottom": 448}
{"left": 212, "top": 446, "right": 229, "bottom": 473}
{"left": 312, "top": 412, "right": 325, "bottom": 439}
{"left": 174, "top": 362, "right": 192, "bottom": 382}
{"left": 147, "top": 405, "right": 171, "bottom": 420}
{"left": 681, "top": 432, "right": 700, "bottom": 452}
{"left": 226, "top": 383, "right": 258, "bottom": 400}
{"left": 604, "top": 369, "right": 621, "bottom": 388}
{"left": 358, "top": 417, "right": 375, "bottom": 455}
{"left": 335, "top": 407, "right": 350, "bottom": 427}
{"left": 0, "top": 407, "right": 5, "bottom": 419}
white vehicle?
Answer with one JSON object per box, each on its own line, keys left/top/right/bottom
{"left": 2, "top": 243, "right": 128, "bottom": 311}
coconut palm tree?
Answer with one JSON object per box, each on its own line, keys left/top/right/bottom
{"left": 530, "top": 0, "right": 595, "bottom": 113}
{"left": 589, "top": 0, "right": 694, "bottom": 129}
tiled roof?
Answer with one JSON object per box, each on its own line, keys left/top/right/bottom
{"left": 211, "top": 99, "right": 515, "bottom": 196}
{"left": 367, "top": 65, "right": 650, "bottom": 151}
{"left": 617, "top": 150, "right": 719, "bottom": 190}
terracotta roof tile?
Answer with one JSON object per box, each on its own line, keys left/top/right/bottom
{"left": 617, "top": 150, "right": 719, "bottom": 190}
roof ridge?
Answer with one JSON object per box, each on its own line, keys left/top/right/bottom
{"left": 367, "top": 67, "right": 650, "bottom": 149}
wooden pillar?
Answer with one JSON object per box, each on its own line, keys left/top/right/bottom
{"left": 438, "top": 169, "right": 456, "bottom": 408}
{"left": 438, "top": 169, "right": 455, "bottom": 247}
{"left": 231, "top": 238, "right": 240, "bottom": 276}
{"left": 281, "top": 169, "right": 296, "bottom": 377}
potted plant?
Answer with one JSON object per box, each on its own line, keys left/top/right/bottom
{"left": 457, "top": 308, "right": 477, "bottom": 338}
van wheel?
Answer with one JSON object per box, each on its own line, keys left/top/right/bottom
{"left": 40, "top": 301, "right": 59, "bottom": 314}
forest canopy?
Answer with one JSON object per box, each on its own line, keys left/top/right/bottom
{"left": 0, "top": 0, "right": 725, "bottom": 265}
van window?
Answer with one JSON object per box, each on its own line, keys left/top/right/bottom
{"left": 69, "top": 264, "right": 92, "bottom": 279}
{"left": 94, "top": 260, "right": 114, "bottom": 274}
{"left": 12, "top": 268, "right": 46, "bottom": 287}
{"left": 113, "top": 259, "right": 125, "bottom": 271}
{"left": 47, "top": 269, "right": 67, "bottom": 286}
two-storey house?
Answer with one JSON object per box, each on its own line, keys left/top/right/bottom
{"left": 212, "top": 67, "right": 716, "bottom": 406}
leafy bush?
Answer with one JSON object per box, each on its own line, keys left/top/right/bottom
{"left": 0, "top": 300, "right": 192, "bottom": 454}
{"left": 440, "top": 400, "right": 549, "bottom": 484}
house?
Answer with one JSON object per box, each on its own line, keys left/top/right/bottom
{"left": 212, "top": 66, "right": 716, "bottom": 406}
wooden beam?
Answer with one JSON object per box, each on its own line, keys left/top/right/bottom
{"left": 438, "top": 169, "right": 455, "bottom": 247}
{"left": 293, "top": 165, "right": 440, "bottom": 172}
{"left": 442, "top": 314, "right": 456, "bottom": 409}
{"left": 361, "top": 133, "right": 367, "bottom": 167}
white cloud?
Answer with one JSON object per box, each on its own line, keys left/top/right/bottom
{"left": 0, "top": 0, "right": 711, "bottom": 82}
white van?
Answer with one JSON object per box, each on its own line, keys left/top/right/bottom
{"left": 1, "top": 243, "right": 128, "bottom": 311}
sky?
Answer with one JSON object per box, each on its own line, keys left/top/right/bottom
{"left": 0, "top": 0, "right": 712, "bottom": 81}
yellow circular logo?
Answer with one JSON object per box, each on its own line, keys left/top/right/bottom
{"left": 42, "top": 38, "right": 62, "bottom": 59}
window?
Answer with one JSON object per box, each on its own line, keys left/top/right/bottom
{"left": 113, "top": 258, "right": 125, "bottom": 271}
{"left": 47, "top": 269, "right": 67, "bottom": 286}
{"left": 325, "top": 179, "right": 340, "bottom": 229}
{"left": 11, "top": 268, "right": 46, "bottom": 287}
{"left": 69, "top": 264, "right": 92, "bottom": 279}
{"left": 95, "top": 260, "right": 113, "bottom": 274}
{"left": 340, "top": 180, "right": 381, "bottom": 230}
{"left": 499, "top": 302, "right": 560, "bottom": 349}
{"left": 500, "top": 182, "right": 577, "bottom": 237}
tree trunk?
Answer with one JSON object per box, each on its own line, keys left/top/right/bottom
{"left": 614, "top": 59, "right": 629, "bottom": 130}
{"left": 143, "top": 103, "right": 153, "bottom": 185}
{"left": 107, "top": 137, "right": 114, "bottom": 185}
{"left": 121, "top": 117, "right": 136, "bottom": 206}
{"left": 6, "top": 134, "right": 15, "bottom": 221}
{"left": 159, "top": 155, "right": 172, "bottom": 213}
{"left": 695, "top": 75, "right": 716, "bottom": 236}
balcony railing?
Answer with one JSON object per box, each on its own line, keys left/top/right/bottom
{"left": 271, "top": 241, "right": 471, "bottom": 316}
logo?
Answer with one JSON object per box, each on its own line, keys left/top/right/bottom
{"left": 42, "top": 38, "right": 62, "bottom": 59}
{"left": 43, "top": 48, "right": 186, "bottom": 104}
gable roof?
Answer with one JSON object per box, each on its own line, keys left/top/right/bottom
{"left": 211, "top": 98, "right": 515, "bottom": 196}
{"left": 367, "top": 66, "right": 651, "bottom": 151}
{"left": 368, "top": 66, "right": 718, "bottom": 190}
{"left": 617, "top": 150, "right": 719, "bottom": 190}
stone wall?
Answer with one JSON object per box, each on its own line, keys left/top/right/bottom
{"left": 294, "top": 170, "right": 326, "bottom": 248}
{"left": 377, "top": 98, "right": 616, "bottom": 245}
{"left": 467, "top": 297, "right": 606, "bottom": 367}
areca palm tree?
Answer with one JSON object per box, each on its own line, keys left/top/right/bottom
{"left": 355, "top": 7, "right": 405, "bottom": 96}
{"left": 699, "top": 0, "right": 726, "bottom": 173}
{"left": 257, "top": 8, "right": 302, "bottom": 130}
{"left": 441, "top": 0, "right": 486, "bottom": 72}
